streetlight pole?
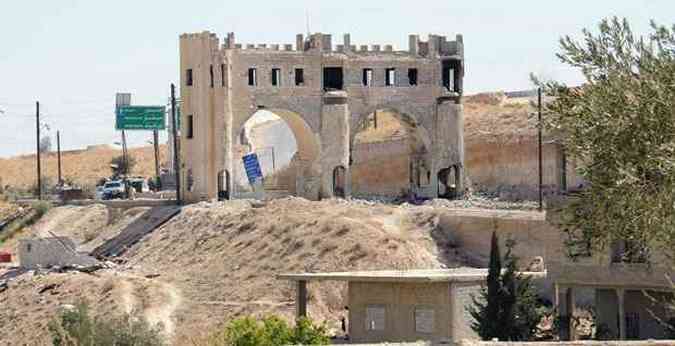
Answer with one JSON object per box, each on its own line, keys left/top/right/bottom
{"left": 36, "top": 101, "right": 42, "bottom": 200}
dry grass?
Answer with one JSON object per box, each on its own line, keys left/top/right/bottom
{"left": 0, "top": 145, "right": 168, "bottom": 190}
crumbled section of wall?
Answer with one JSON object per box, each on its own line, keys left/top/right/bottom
{"left": 18, "top": 237, "right": 99, "bottom": 269}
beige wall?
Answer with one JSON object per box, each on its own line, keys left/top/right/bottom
{"left": 465, "top": 137, "right": 584, "bottom": 199}
{"left": 348, "top": 281, "right": 453, "bottom": 343}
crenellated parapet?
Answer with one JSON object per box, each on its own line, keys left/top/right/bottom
{"left": 183, "top": 31, "right": 463, "bottom": 58}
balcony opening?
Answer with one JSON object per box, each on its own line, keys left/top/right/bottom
{"left": 362, "top": 68, "right": 373, "bottom": 87}
{"left": 385, "top": 68, "right": 396, "bottom": 86}
{"left": 408, "top": 68, "right": 418, "bottom": 86}
{"left": 323, "top": 67, "right": 343, "bottom": 91}
{"left": 272, "top": 68, "right": 281, "bottom": 87}
{"left": 295, "top": 68, "right": 304, "bottom": 86}
{"left": 221, "top": 64, "right": 226, "bottom": 87}
{"left": 442, "top": 59, "right": 462, "bottom": 93}
{"left": 248, "top": 68, "right": 257, "bottom": 86}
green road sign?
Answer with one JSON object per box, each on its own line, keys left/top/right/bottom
{"left": 116, "top": 106, "right": 166, "bottom": 130}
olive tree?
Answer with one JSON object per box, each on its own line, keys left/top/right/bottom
{"left": 536, "top": 17, "right": 675, "bottom": 264}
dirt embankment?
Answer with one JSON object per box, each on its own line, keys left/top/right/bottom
{"left": 0, "top": 198, "right": 472, "bottom": 344}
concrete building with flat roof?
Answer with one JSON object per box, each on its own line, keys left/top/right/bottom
{"left": 278, "top": 268, "right": 546, "bottom": 344}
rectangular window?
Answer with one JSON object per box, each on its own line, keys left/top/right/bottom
{"left": 323, "top": 67, "right": 344, "bottom": 91}
{"left": 271, "top": 68, "right": 281, "bottom": 86}
{"left": 221, "top": 64, "right": 226, "bottom": 87}
{"left": 408, "top": 68, "right": 418, "bottom": 86}
{"left": 186, "top": 69, "right": 193, "bottom": 86}
{"left": 248, "top": 68, "right": 257, "bottom": 86}
{"left": 442, "top": 59, "right": 461, "bottom": 92}
{"left": 209, "top": 65, "right": 214, "bottom": 88}
{"left": 295, "top": 68, "right": 304, "bottom": 86}
{"left": 365, "top": 306, "right": 385, "bottom": 331}
{"left": 362, "top": 68, "right": 373, "bottom": 86}
{"left": 186, "top": 115, "right": 194, "bottom": 139}
{"left": 414, "top": 308, "right": 434, "bottom": 333}
{"left": 385, "top": 68, "right": 396, "bottom": 86}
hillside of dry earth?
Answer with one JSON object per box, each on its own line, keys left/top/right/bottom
{"left": 0, "top": 144, "right": 167, "bottom": 191}
{"left": 0, "top": 198, "right": 472, "bottom": 344}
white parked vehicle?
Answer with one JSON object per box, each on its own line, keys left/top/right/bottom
{"left": 102, "top": 180, "right": 126, "bottom": 199}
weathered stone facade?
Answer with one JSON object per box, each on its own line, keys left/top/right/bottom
{"left": 178, "top": 31, "right": 465, "bottom": 202}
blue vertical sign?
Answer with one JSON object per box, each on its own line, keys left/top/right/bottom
{"left": 242, "top": 153, "right": 263, "bottom": 185}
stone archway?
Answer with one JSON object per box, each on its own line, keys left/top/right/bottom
{"left": 232, "top": 108, "right": 321, "bottom": 200}
{"left": 349, "top": 107, "right": 432, "bottom": 199}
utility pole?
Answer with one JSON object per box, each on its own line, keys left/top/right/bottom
{"left": 121, "top": 130, "right": 128, "bottom": 176}
{"left": 36, "top": 101, "right": 42, "bottom": 200}
{"left": 57, "top": 130, "right": 62, "bottom": 186}
{"left": 170, "top": 83, "right": 181, "bottom": 205}
{"left": 153, "top": 129, "right": 161, "bottom": 190}
{"left": 538, "top": 88, "right": 543, "bottom": 211}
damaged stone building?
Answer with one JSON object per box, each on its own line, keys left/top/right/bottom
{"left": 178, "top": 31, "right": 465, "bottom": 202}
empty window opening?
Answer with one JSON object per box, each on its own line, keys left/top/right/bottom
{"left": 438, "top": 165, "right": 460, "bottom": 199}
{"left": 442, "top": 60, "right": 462, "bottom": 93}
{"left": 333, "top": 166, "right": 346, "bottom": 198}
{"left": 295, "top": 68, "right": 304, "bottom": 86}
{"left": 209, "top": 65, "right": 214, "bottom": 88}
{"left": 362, "top": 68, "right": 373, "bottom": 86}
{"left": 186, "top": 115, "right": 194, "bottom": 139}
{"left": 323, "top": 67, "right": 344, "bottom": 91}
{"left": 248, "top": 68, "right": 257, "bottom": 86}
{"left": 218, "top": 170, "right": 230, "bottom": 201}
{"left": 408, "top": 68, "right": 418, "bottom": 86}
{"left": 271, "top": 68, "right": 281, "bottom": 86}
{"left": 221, "top": 64, "right": 226, "bottom": 87}
{"left": 186, "top": 69, "right": 193, "bottom": 86}
{"left": 385, "top": 68, "right": 396, "bottom": 86}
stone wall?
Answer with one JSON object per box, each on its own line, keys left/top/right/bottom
{"left": 465, "top": 137, "right": 585, "bottom": 200}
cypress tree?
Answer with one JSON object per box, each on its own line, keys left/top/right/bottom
{"left": 468, "top": 232, "right": 543, "bottom": 341}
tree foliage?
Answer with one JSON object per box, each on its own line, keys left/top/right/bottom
{"left": 110, "top": 154, "right": 136, "bottom": 177}
{"left": 204, "top": 315, "right": 329, "bottom": 346}
{"left": 535, "top": 17, "right": 675, "bottom": 264}
{"left": 48, "top": 301, "right": 164, "bottom": 346}
{"left": 468, "top": 232, "right": 543, "bottom": 341}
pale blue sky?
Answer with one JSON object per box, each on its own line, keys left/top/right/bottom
{"left": 0, "top": 0, "right": 673, "bottom": 157}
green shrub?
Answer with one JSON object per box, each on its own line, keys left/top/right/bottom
{"left": 48, "top": 301, "right": 165, "bottom": 346}
{"left": 206, "top": 315, "right": 328, "bottom": 346}
{"left": 31, "top": 200, "right": 52, "bottom": 218}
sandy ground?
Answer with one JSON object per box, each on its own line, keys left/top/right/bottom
{"left": 0, "top": 198, "right": 474, "bottom": 344}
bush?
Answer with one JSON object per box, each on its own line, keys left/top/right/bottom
{"left": 48, "top": 301, "right": 165, "bottom": 346}
{"left": 203, "top": 315, "right": 329, "bottom": 346}
{"left": 111, "top": 155, "right": 137, "bottom": 177}
{"left": 31, "top": 200, "right": 52, "bottom": 218}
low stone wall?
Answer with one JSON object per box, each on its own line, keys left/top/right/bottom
{"left": 436, "top": 208, "right": 588, "bottom": 302}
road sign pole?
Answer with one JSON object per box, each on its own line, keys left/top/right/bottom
{"left": 153, "top": 129, "right": 161, "bottom": 190}
{"left": 57, "top": 130, "right": 62, "bottom": 186}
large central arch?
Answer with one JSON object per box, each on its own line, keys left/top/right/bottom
{"left": 349, "top": 106, "right": 433, "bottom": 199}
{"left": 230, "top": 108, "right": 321, "bottom": 199}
